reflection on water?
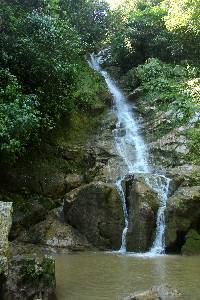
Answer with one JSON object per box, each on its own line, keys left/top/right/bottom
{"left": 55, "top": 252, "right": 200, "bottom": 300}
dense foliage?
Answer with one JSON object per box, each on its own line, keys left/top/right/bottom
{"left": 0, "top": 0, "right": 109, "bottom": 162}
{"left": 108, "top": 0, "right": 200, "bottom": 69}
{"left": 1, "top": 0, "right": 199, "bottom": 164}
{"left": 59, "top": 0, "right": 110, "bottom": 47}
{"left": 133, "top": 58, "right": 200, "bottom": 124}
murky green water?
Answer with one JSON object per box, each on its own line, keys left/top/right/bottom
{"left": 55, "top": 252, "right": 200, "bottom": 300}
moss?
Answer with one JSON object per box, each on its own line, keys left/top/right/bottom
{"left": 23, "top": 110, "right": 105, "bottom": 175}
{"left": 182, "top": 229, "right": 200, "bottom": 255}
{"left": 20, "top": 256, "right": 55, "bottom": 287}
{"left": 53, "top": 111, "right": 105, "bottom": 146}
{"left": 187, "top": 171, "right": 200, "bottom": 186}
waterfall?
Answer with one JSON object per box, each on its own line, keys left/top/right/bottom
{"left": 145, "top": 175, "right": 171, "bottom": 254}
{"left": 89, "top": 53, "right": 170, "bottom": 255}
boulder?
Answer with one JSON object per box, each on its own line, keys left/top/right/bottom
{"left": 17, "top": 207, "right": 91, "bottom": 251}
{"left": 123, "top": 284, "right": 184, "bottom": 300}
{"left": 122, "top": 174, "right": 160, "bottom": 252}
{"left": 165, "top": 186, "right": 200, "bottom": 253}
{"left": 63, "top": 182, "right": 124, "bottom": 250}
{"left": 3, "top": 255, "right": 56, "bottom": 300}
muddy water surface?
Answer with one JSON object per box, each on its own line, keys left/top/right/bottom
{"left": 55, "top": 252, "right": 200, "bottom": 300}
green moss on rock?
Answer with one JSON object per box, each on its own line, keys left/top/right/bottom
{"left": 182, "top": 229, "right": 200, "bottom": 256}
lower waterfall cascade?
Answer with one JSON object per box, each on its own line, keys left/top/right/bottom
{"left": 89, "top": 53, "right": 171, "bottom": 255}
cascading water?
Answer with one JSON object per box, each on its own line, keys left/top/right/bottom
{"left": 89, "top": 53, "right": 170, "bottom": 255}
{"left": 145, "top": 175, "right": 171, "bottom": 254}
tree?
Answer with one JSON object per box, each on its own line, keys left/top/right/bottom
{"left": 109, "top": 4, "right": 171, "bottom": 70}
{"left": 59, "top": 0, "right": 110, "bottom": 48}
{"left": 163, "top": 0, "right": 200, "bottom": 61}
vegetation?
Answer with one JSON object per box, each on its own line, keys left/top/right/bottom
{"left": 108, "top": 0, "right": 200, "bottom": 68}
{"left": 0, "top": 0, "right": 109, "bottom": 163}
{"left": 0, "top": 0, "right": 199, "bottom": 165}
{"left": 134, "top": 58, "right": 200, "bottom": 124}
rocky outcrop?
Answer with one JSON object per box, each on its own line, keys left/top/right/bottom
{"left": 148, "top": 129, "right": 190, "bottom": 168}
{"left": 17, "top": 207, "right": 91, "bottom": 251}
{"left": 4, "top": 255, "right": 55, "bottom": 300}
{"left": 123, "top": 284, "right": 184, "bottom": 300}
{"left": 63, "top": 182, "right": 124, "bottom": 250}
{"left": 165, "top": 186, "right": 200, "bottom": 253}
{"left": 123, "top": 174, "right": 160, "bottom": 252}
{"left": 166, "top": 164, "right": 200, "bottom": 194}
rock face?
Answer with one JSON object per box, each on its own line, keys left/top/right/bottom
{"left": 4, "top": 255, "right": 56, "bottom": 300}
{"left": 17, "top": 207, "right": 91, "bottom": 251}
{"left": 63, "top": 182, "right": 124, "bottom": 250}
{"left": 165, "top": 186, "right": 200, "bottom": 253}
{"left": 123, "top": 174, "right": 160, "bottom": 252}
{"left": 123, "top": 284, "right": 184, "bottom": 300}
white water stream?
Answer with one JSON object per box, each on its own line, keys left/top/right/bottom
{"left": 89, "top": 53, "right": 170, "bottom": 255}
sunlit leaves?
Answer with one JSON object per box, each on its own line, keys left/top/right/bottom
{"left": 164, "top": 0, "right": 200, "bottom": 34}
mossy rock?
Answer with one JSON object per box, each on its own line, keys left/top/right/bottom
{"left": 0, "top": 192, "right": 58, "bottom": 239}
{"left": 4, "top": 255, "right": 56, "bottom": 299}
{"left": 17, "top": 207, "right": 91, "bottom": 251}
{"left": 182, "top": 229, "right": 200, "bottom": 255}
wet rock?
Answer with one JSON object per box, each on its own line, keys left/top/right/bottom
{"left": 181, "top": 229, "right": 200, "bottom": 255}
{"left": 3, "top": 255, "right": 56, "bottom": 300}
{"left": 17, "top": 207, "right": 91, "bottom": 251}
{"left": 123, "top": 284, "right": 184, "bottom": 300}
{"left": 165, "top": 186, "right": 200, "bottom": 252}
{"left": 63, "top": 182, "right": 124, "bottom": 250}
{"left": 123, "top": 174, "right": 160, "bottom": 252}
